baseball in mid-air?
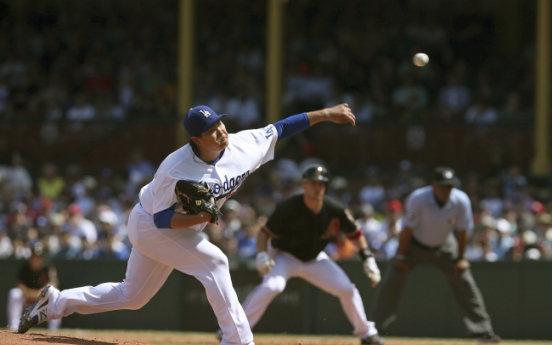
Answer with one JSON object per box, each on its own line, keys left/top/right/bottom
{"left": 413, "top": 53, "right": 429, "bottom": 67}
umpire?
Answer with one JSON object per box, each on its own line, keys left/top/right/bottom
{"left": 369, "top": 167, "right": 500, "bottom": 343}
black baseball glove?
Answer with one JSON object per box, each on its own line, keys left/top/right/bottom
{"left": 175, "top": 180, "right": 220, "bottom": 224}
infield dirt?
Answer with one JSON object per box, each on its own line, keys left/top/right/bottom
{"left": 0, "top": 330, "right": 546, "bottom": 345}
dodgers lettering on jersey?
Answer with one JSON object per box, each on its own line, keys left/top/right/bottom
{"left": 211, "top": 171, "right": 250, "bottom": 201}
{"left": 139, "top": 125, "right": 278, "bottom": 232}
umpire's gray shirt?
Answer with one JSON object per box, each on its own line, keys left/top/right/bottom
{"left": 403, "top": 186, "right": 473, "bottom": 247}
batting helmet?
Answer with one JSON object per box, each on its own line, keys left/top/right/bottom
{"left": 302, "top": 164, "right": 330, "bottom": 183}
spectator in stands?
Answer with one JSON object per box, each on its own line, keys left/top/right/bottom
{"left": 53, "top": 230, "right": 82, "bottom": 260}
{"left": 5, "top": 202, "right": 33, "bottom": 241}
{"left": 501, "top": 165, "right": 528, "bottom": 201}
{"left": 70, "top": 174, "right": 98, "bottom": 217}
{"left": 392, "top": 72, "right": 428, "bottom": 116}
{"left": 465, "top": 96, "right": 498, "bottom": 124}
{"left": 226, "top": 87, "right": 261, "bottom": 130}
{"left": 328, "top": 176, "right": 352, "bottom": 207}
{"left": 64, "top": 203, "right": 98, "bottom": 246}
{"left": 492, "top": 217, "right": 515, "bottom": 260}
{"left": 0, "top": 152, "right": 32, "bottom": 201}
{"left": 480, "top": 184, "right": 504, "bottom": 218}
{"left": 37, "top": 163, "right": 65, "bottom": 201}
{"left": 0, "top": 228, "right": 13, "bottom": 258}
{"left": 66, "top": 93, "right": 96, "bottom": 121}
{"left": 98, "top": 231, "right": 130, "bottom": 260}
{"left": 357, "top": 204, "right": 384, "bottom": 258}
{"left": 126, "top": 148, "right": 156, "bottom": 195}
{"left": 380, "top": 200, "right": 404, "bottom": 260}
{"left": 499, "top": 91, "right": 527, "bottom": 123}
{"left": 359, "top": 174, "right": 386, "bottom": 212}
{"left": 235, "top": 221, "right": 260, "bottom": 260}
{"left": 438, "top": 73, "right": 471, "bottom": 120}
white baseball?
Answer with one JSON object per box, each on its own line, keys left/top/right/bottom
{"left": 413, "top": 53, "right": 429, "bottom": 67}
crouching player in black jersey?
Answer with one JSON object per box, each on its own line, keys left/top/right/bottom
{"left": 242, "top": 165, "right": 385, "bottom": 345}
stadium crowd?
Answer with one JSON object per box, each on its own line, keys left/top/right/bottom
{"left": 0, "top": 0, "right": 535, "bottom": 128}
{"left": 0, "top": 0, "right": 545, "bottom": 263}
{"left": 1, "top": 150, "right": 551, "bottom": 263}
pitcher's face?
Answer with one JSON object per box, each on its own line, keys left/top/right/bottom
{"left": 194, "top": 120, "right": 229, "bottom": 151}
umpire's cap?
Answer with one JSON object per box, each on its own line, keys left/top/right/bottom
{"left": 302, "top": 164, "right": 330, "bottom": 183}
{"left": 184, "top": 105, "right": 226, "bottom": 137}
{"left": 433, "top": 167, "right": 460, "bottom": 187}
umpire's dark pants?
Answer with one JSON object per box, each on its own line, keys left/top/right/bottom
{"left": 369, "top": 234, "right": 494, "bottom": 336}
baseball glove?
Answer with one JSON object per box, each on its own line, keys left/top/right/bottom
{"left": 175, "top": 180, "right": 221, "bottom": 224}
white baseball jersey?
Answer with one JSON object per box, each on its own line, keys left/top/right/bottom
{"left": 45, "top": 124, "right": 278, "bottom": 345}
{"left": 139, "top": 124, "right": 278, "bottom": 232}
{"left": 403, "top": 186, "right": 473, "bottom": 247}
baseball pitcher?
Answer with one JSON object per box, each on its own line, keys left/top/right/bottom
{"left": 18, "top": 104, "right": 356, "bottom": 345}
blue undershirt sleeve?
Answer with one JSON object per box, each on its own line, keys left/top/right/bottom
{"left": 153, "top": 203, "right": 177, "bottom": 229}
{"left": 273, "top": 113, "right": 310, "bottom": 140}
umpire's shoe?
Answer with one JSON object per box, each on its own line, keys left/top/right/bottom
{"left": 18, "top": 285, "right": 56, "bottom": 334}
{"left": 475, "top": 332, "right": 501, "bottom": 343}
{"left": 361, "top": 333, "right": 385, "bottom": 345}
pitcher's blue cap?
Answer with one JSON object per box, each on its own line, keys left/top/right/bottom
{"left": 183, "top": 105, "right": 226, "bottom": 137}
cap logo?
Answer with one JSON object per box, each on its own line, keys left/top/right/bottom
{"left": 444, "top": 171, "right": 453, "bottom": 179}
{"left": 199, "top": 109, "right": 211, "bottom": 117}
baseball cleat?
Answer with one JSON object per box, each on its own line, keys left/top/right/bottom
{"left": 18, "top": 285, "right": 55, "bottom": 334}
{"left": 361, "top": 333, "right": 385, "bottom": 345}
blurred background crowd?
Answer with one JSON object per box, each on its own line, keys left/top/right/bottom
{"left": 1, "top": 0, "right": 548, "bottom": 263}
{"left": 2, "top": 153, "right": 551, "bottom": 263}
{"left": 0, "top": 0, "right": 535, "bottom": 127}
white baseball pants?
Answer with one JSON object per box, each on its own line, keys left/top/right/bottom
{"left": 46, "top": 203, "right": 254, "bottom": 345}
{"left": 243, "top": 249, "right": 378, "bottom": 338}
{"left": 7, "top": 287, "right": 61, "bottom": 331}
{"left": 242, "top": 250, "right": 378, "bottom": 339}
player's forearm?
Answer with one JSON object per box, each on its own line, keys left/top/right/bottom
{"left": 353, "top": 235, "right": 375, "bottom": 262}
{"left": 306, "top": 108, "right": 331, "bottom": 125}
{"left": 351, "top": 233, "right": 369, "bottom": 251}
{"left": 396, "top": 227, "right": 414, "bottom": 256}
{"left": 256, "top": 228, "right": 270, "bottom": 253}
{"left": 306, "top": 103, "right": 356, "bottom": 126}
{"left": 456, "top": 230, "right": 468, "bottom": 259}
{"left": 170, "top": 211, "right": 213, "bottom": 229}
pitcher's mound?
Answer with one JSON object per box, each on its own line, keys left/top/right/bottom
{"left": 0, "top": 330, "right": 147, "bottom": 345}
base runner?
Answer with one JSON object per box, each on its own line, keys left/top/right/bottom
{"left": 240, "top": 165, "right": 385, "bottom": 345}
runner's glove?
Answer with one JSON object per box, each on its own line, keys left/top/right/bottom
{"left": 256, "top": 251, "right": 275, "bottom": 275}
{"left": 363, "top": 256, "right": 381, "bottom": 287}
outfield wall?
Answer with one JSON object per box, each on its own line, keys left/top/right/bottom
{"left": 1, "top": 260, "right": 550, "bottom": 340}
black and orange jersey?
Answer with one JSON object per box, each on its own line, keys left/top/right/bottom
{"left": 264, "top": 194, "right": 359, "bottom": 262}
